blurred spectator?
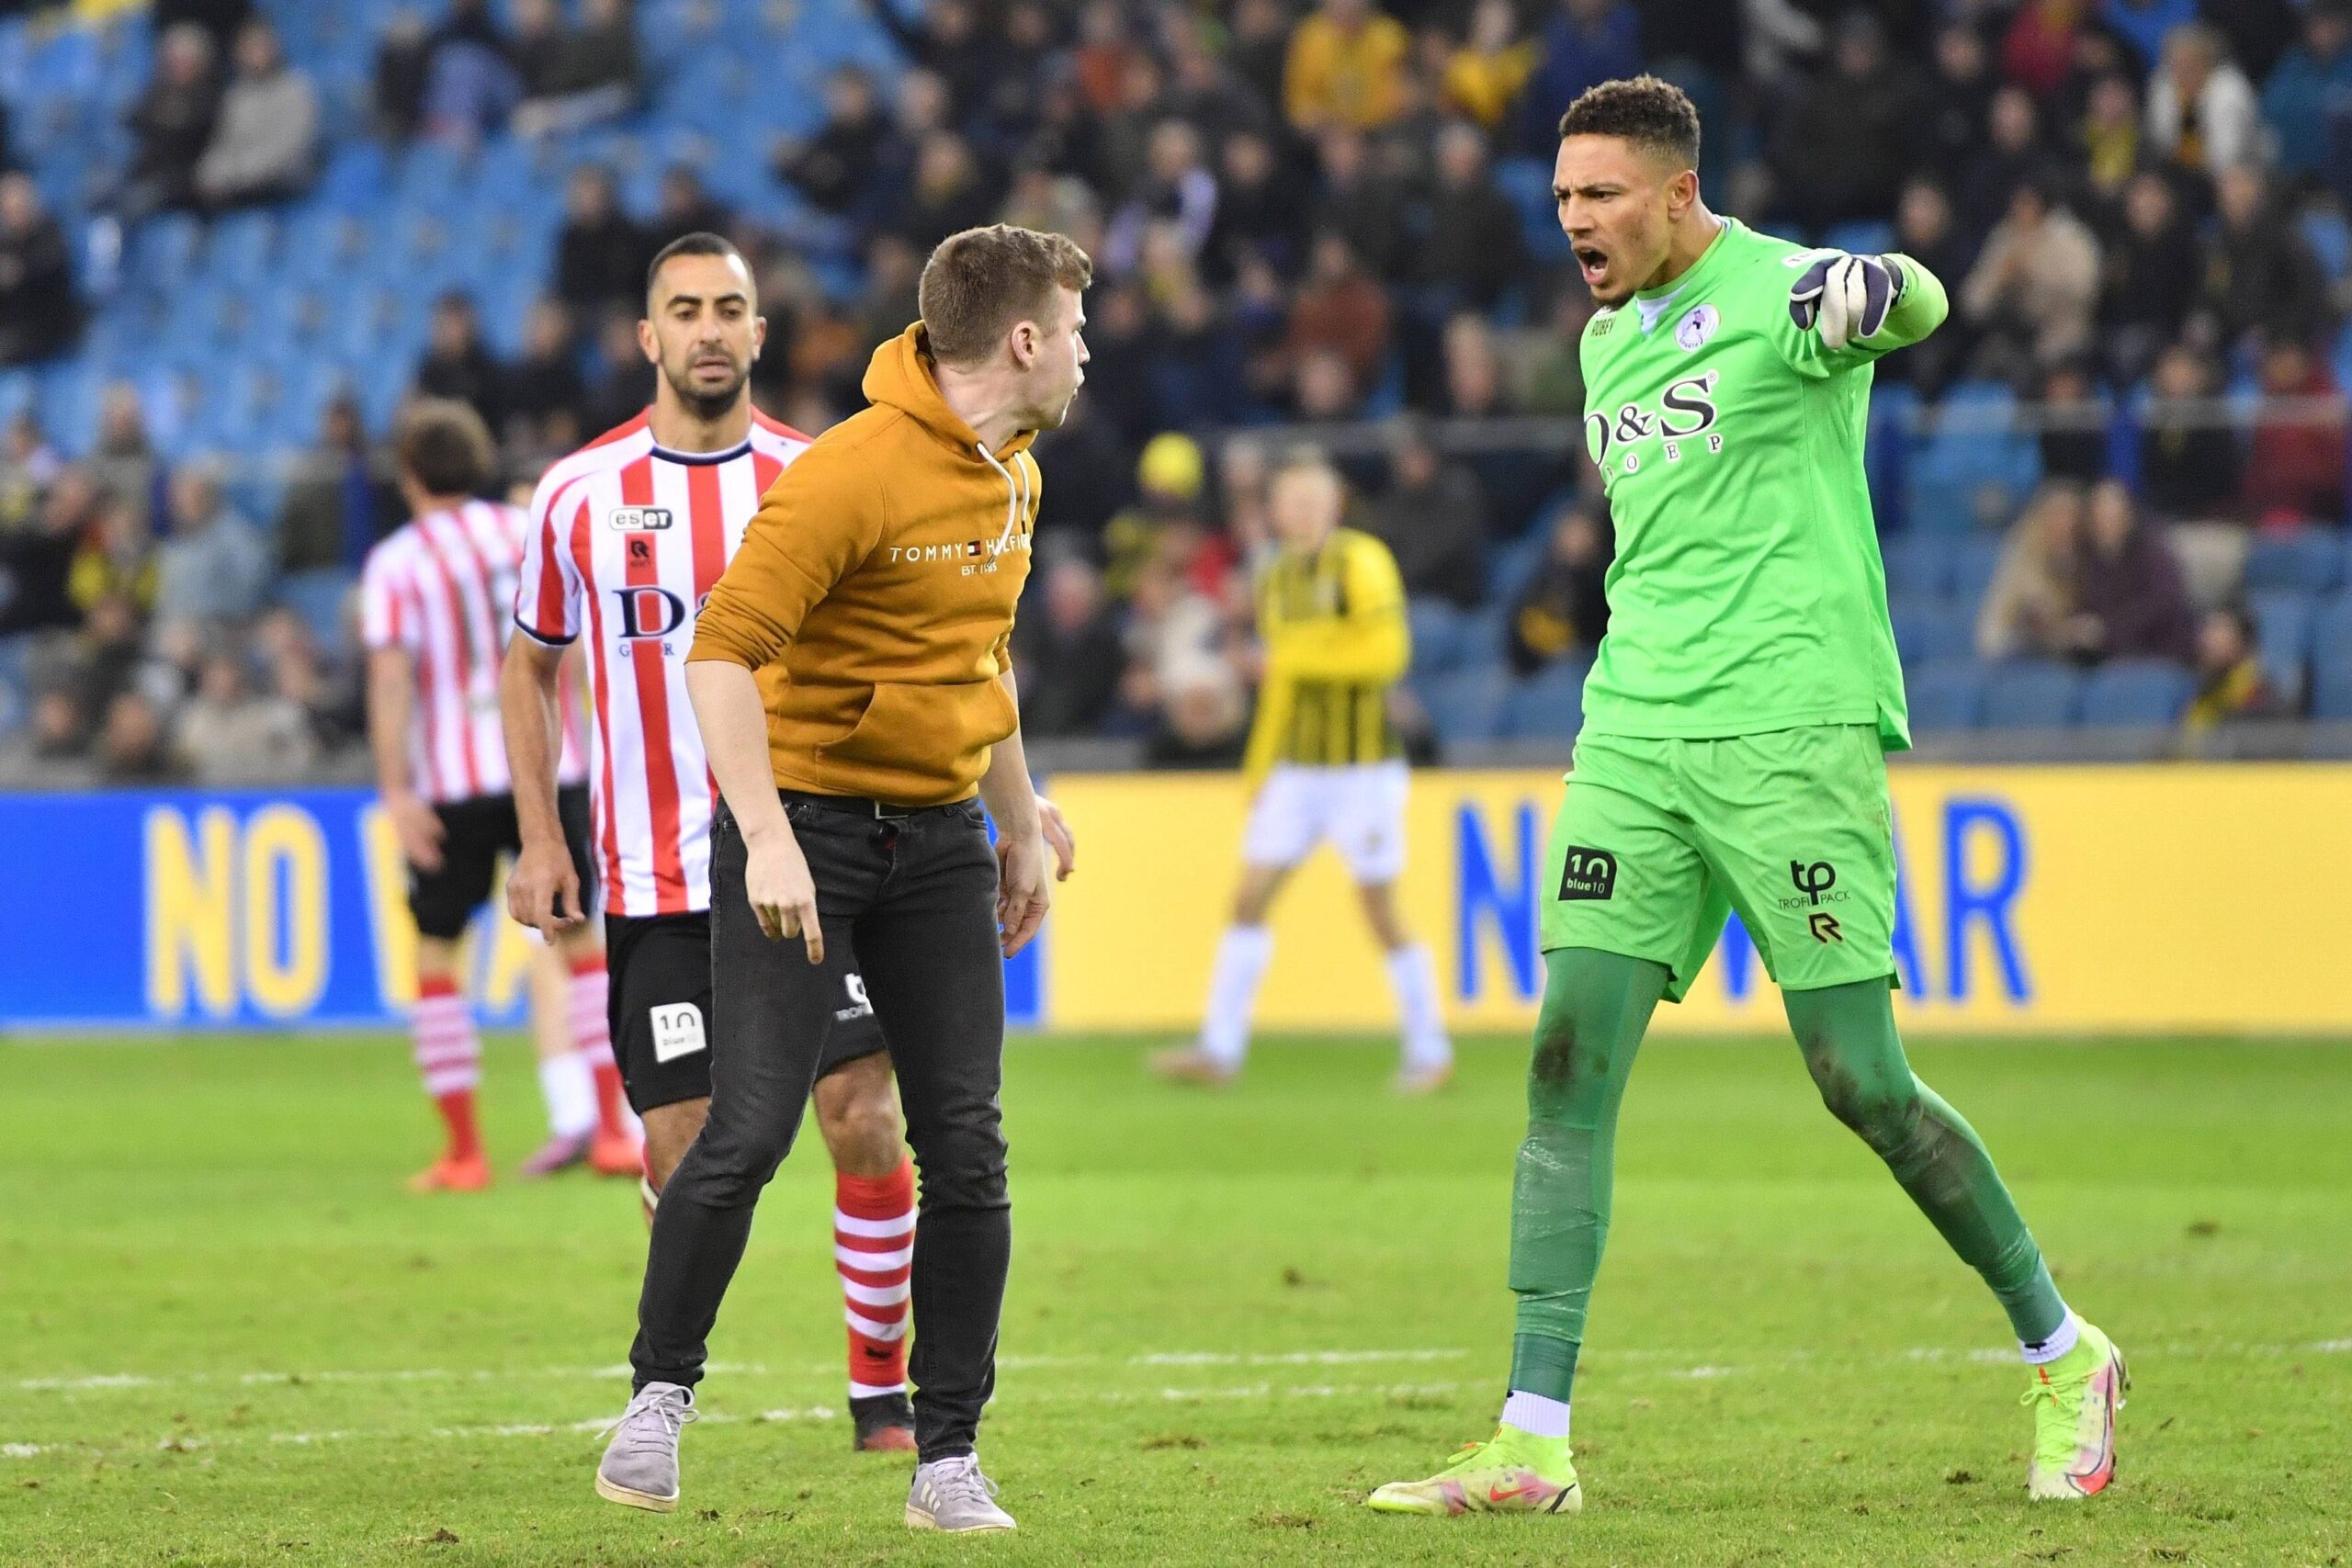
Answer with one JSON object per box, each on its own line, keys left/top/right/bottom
{"left": 1877, "top": 179, "right": 1973, "bottom": 395}
{"left": 1366, "top": 416, "right": 1487, "bottom": 607}
{"left": 2076, "top": 72, "right": 2142, "bottom": 207}
{"left": 193, "top": 17, "right": 319, "bottom": 210}
{"left": 1013, "top": 556, "right": 1126, "bottom": 736}
{"left": 555, "top": 165, "right": 652, "bottom": 321}
{"left": 64, "top": 592, "right": 165, "bottom": 724}
{"left": 1917, "top": 22, "right": 1995, "bottom": 175}
{"left": 1440, "top": 311, "right": 1511, "bottom": 419}
{"left": 1961, "top": 180, "right": 2100, "bottom": 381}
{"left": 1978, "top": 480, "right": 2086, "bottom": 661}
{"left": 1227, "top": 0, "right": 1293, "bottom": 113}
{"left": 1516, "top": 0, "right": 1642, "bottom": 155}
{"left": 775, "top": 66, "right": 897, "bottom": 221}
{"left": 1283, "top": 231, "right": 1393, "bottom": 409}
{"left": 2200, "top": 165, "right": 2333, "bottom": 351}
{"left": 1959, "top": 86, "right": 2055, "bottom": 236}
{"left": 1028, "top": 389, "right": 1132, "bottom": 546}
{"left": 503, "top": 299, "right": 590, "bottom": 456}
{"left": 2145, "top": 22, "right": 2259, "bottom": 182}
{"left": 2243, "top": 342, "right": 2348, "bottom": 527}
{"left": 153, "top": 464, "right": 269, "bottom": 626}
{"left": 655, "top": 165, "right": 731, "bottom": 245}
{"left": 1508, "top": 502, "right": 1611, "bottom": 674}
{"left": 1164, "top": 23, "right": 1272, "bottom": 138}
{"left": 1310, "top": 129, "right": 1408, "bottom": 280}
{"left": 512, "top": 0, "right": 639, "bottom": 136}
{"left": 1442, "top": 0, "right": 1536, "bottom": 131}
{"left": 2002, "top": 0, "right": 2086, "bottom": 98}
{"left": 2262, "top": 1, "right": 2352, "bottom": 187}
{"left": 2205, "top": 0, "right": 2301, "bottom": 84}
{"left": 1284, "top": 0, "right": 1413, "bottom": 133}
{"left": 2138, "top": 344, "right": 2240, "bottom": 521}
{"left": 2098, "top": 173, "right": 2200, "bottom": 385}
{"left": 1104, "top": 120, "right": 1219, "bottom": 276}
{"left": 175, "top": 646, "right": 315, "bottom": 784}
{"left": 86, "top": 383, "right": 160, "bottom": 529}
{"left": 373, "top": 9, "right": 435, "bottom": 142}
{"left": 278, "top": 393, "right": 398, "bottom": 573}
{"left": 1147, "top": 280, "right": 1250, "bottom": 432}
{"left": 1773, "top": 11, "right": 1917, "bottom": 231}
{"left": 0, "top": 175, "right": 82, "bottom": 367}
{"left": 1217, "top": 434, "right": 1273, "bottom": 560}
{"left": 254, "top": 605, "right": 364, "bottom": 750}
{"left": 97, "top": 690, "right": 185, "bottom": 785}
{"left": 890, "top": 133, "right": 999, "bottom": 254}
{"left": 2183, "top": 604, "right": 2283, "bottom": 728}
{"left": 1522, "top": 288, "right": 1593, "bottom": 416}
{"left": 68, "top": 494, "right": 158, "bottom": 614}
{"left": 1417, "top": 121, "right": 1526, "bottom": 311}
{"left": 414, "top": 292, "right": 506, "bottom": 434}
{"left": 2037, "top": 363, "right": 2108, "bottom": 484}
{"left": 0, "top": 410, "right": 60, "bottom": 532}
{"left": 421, "top": 0, "right": 522, "bottom": 144}
{"left": 865, "top": 0, "right": 997, "bottom": 124}
{"left": 2065, "top": 479, "right": 2196, "bottom": 664}
{"left": 122, "top": 22, "right": 221, "bottom": 217}
{"left": 0, "top": 468, "right": 98, "bottom": 636}
{"left": 1144, "top": 656, "right": 1250, "bottom": 767}
{"left": 1104, "top": 433, "right": 1217, "bottom": 598}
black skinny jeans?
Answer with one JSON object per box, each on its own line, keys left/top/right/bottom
{"left": 629, "top": 790, "right": 1010, "bottom": 1462}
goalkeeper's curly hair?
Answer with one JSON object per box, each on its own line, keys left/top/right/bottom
{"left": 1556, "top": 75, "right": 1701, "bottom": 168}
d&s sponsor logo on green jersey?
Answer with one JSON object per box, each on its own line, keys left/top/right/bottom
{"left": 1583, "top": 369, "right": 1724, "bottom": 477}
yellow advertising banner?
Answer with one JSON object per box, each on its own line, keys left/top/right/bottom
{"left": 1042, "top": 765, "right": 2352, "bottom": 1036}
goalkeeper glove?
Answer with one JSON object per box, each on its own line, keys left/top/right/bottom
{"left": 1787, "top": 253, "right": 1905, "bottom": 351}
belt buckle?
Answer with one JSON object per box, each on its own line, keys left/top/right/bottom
{"left": 872, "top": 799, "right": 913, "bottom": 819}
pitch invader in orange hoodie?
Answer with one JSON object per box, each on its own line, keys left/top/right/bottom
{"left": 501, "top": 232, "right": 1074, "bottom": 1455}
{"left": 595, "top": 225, "right": 1088, "bottom": 1533}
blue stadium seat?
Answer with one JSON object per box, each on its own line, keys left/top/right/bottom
{"left": 2243, "top": 530, "right": 2345, "bottom": 594}
{"left": 1980, "top": 660, "right": 2085, "bottom": 728}
{"left": 1408, "top": 599, "right": 1466, "bottom": 678}
{"left": 2300, "top": 209, "right": 2351, "bottom": 282}
{"left": 1420, "top": 665, "right": 1510, "bottom": 748}
{"left": 1905, "top": 659, "right": 1985, "bottom": 732}
{"left": 1493, "top": 157, "right": 1572, "bottom": 262}
{"left": 1880, "top": 534, "right": 1951, "bottom": 601}
{"left": 2250, "top": 590, "right": 2316, "bottom": 705}
{"left": 1498, "top": 660, "right": 1588, "bottom": 741}
{"left": 277, "top": 570, "right": 356, "bottom": 649}
{"left": 1485, "top": 533, "right": 1545, "bottom": 604}
{"left": 2078, "top": 660, "right": 2194, "bottom": 726}
{"left": 1951, "top": 535, "right": 2004, "bottom": 608}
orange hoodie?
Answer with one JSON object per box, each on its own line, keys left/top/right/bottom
{"left": 687, "top": 324, "right": 1040, "bottom": 805}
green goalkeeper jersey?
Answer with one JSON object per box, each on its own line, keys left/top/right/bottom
{"left": 1577, "top": 217, "right": 1948, "bottom": 750}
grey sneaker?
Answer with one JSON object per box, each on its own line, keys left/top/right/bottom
{"left": 594, "top": 1382, "right": 695, "bottom": 1512}
{"left": 905, "top": 1454, "right": 1017, "bottom": 1532}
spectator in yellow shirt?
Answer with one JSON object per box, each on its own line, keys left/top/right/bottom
{"left": 1441, "top": 0, "right": 1536, "bottom": 130}
{"left": 1284, "top": 0, "right": 1411, "bottom": 132}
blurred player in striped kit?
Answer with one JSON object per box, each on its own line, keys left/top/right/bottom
{"left": 359, "top": 400, "right": 638, "bottom": 1193}
{"left": 1153, "top": 448, "right": 1453, "bottom": 1092}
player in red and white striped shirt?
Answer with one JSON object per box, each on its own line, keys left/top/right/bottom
{"left": 362, "top": 400, "right": 638, "bottom": 1193}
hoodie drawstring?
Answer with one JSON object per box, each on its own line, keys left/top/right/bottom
{"left": 975, "top": 444, "right": 1030, "bottom": 551}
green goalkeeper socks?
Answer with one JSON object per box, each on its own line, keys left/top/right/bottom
{"left": 1781, "top": 978, "right": 2067, "bottom": 1347}
{"left": 1508, "top": 947, "right": 1670, "bottom": 1403}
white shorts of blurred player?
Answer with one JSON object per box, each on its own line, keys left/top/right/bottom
{"left": 1240, "top": 760, "right": 1410, "bottom": 885}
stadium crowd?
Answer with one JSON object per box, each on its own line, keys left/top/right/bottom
{"left": 1, "top": 0, "right": 2349, "bottom": 786}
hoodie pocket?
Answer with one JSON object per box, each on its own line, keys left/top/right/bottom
{"left": 819, "top": 678, "right": 1018, "bottom": 772}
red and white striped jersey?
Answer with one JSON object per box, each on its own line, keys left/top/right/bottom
{"left": 360, "top": 499, "right": 589, "bottom": 806}
{"left": 514, "top": 410, "right": 815, "bottom": 918}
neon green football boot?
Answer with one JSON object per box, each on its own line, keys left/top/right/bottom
{"left": 2021, "top": 1318, "right": 2129, "bottom": 1501}
{"left": 1366, "top": 1426, "right": 1581, "bottom": 1517}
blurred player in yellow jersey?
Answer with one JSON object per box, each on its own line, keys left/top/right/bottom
{"left": 1152, "top": 449, "right": 1453, "bottom": 1092}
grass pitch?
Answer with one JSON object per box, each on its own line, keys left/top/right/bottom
{"left": 2, "top": 1031, "right": 2347, "bottom": 1566}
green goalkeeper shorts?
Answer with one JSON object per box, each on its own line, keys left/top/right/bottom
{"left": 1540, "top": 724, "right": 1898, "bottom": 1001}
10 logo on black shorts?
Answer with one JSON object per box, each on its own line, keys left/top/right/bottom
{"left": 1557, "top": 846, "right": 1618, "bottom": 901}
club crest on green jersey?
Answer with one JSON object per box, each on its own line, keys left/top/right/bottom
{"left": 1584, "top": 370, "right": 1723, "bottom": 475}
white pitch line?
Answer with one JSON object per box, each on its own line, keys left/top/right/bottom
{"left": 0, "top": 1382, "right": 1464, "bottom": 1461}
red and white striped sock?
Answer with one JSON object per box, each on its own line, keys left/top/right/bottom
{"left": 835, "top": 1157, "right": 916, "bottom": 1400}
{"left": 413, "top": 976, "right": 481, "bottom": 1162}
{"left": 566, "top": 956, "right": 630, "bottom": 1141}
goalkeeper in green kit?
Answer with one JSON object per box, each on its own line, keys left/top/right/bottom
{"left": 1367, "top": 77, "right": 2124, "bottom": 1518}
